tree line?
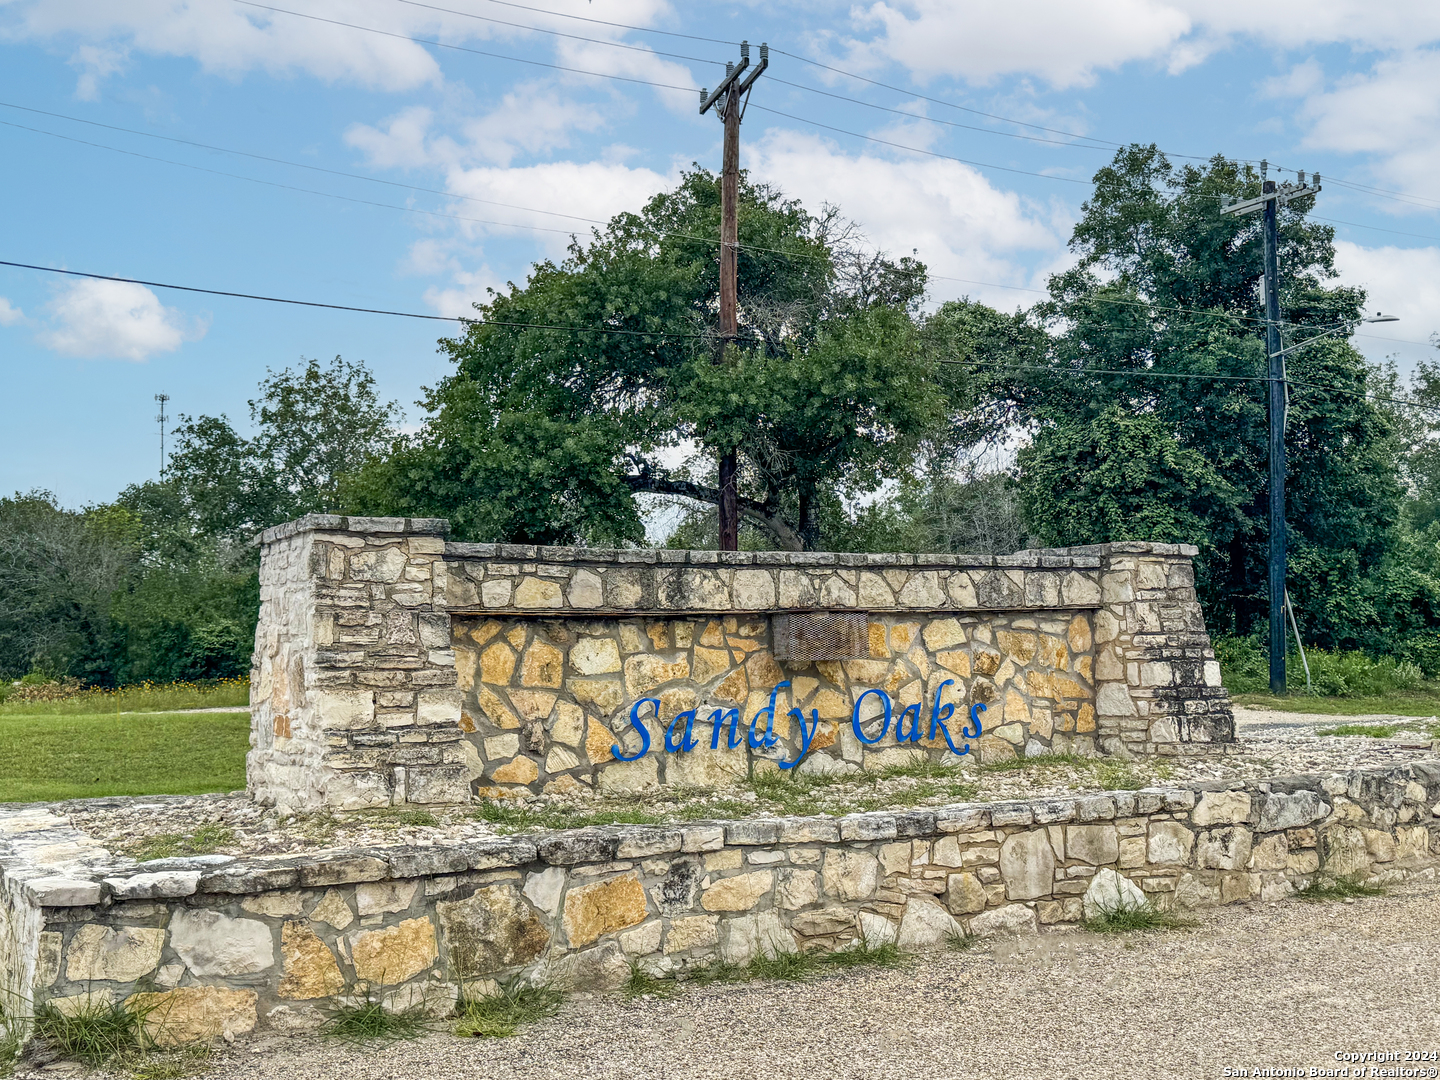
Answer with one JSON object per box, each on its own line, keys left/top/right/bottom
{"left": 4, "top": 145, "right": 1438, "bottom": 686}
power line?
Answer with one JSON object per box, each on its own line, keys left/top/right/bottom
{"left": 231, "top": 0, "right": 699, "bottom": 93}
{"left": 745, "top": 103, "right": 1091, "bottom": 185}
{"left": 387, "top": 0, "right": 723, "bottom": 67}
{"left": 5, "top": 257, "right": 1432, "bottom": 411}
{"left": 0, "top": 259, "right": 708, "bottom": 338}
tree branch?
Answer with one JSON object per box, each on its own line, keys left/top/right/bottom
{"left": 624, "top": 474, "right": 805, "bottom": 551}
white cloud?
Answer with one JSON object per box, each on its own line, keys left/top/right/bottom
{"left": 346, "top": 87, "right": 609, "bottom": 172}
{"left": 840, "top": 0, "right": 1440, "bottom": 89}
{"left": 39, "top": 280, "right": 205, "bottom": 360}
{"left": 441, "top": 157, "right": 678, "bottom": 255}
{"left": 745, "top": 128, "right": 1070, "bottom": 310}
{"left": 0, "top": 298, "right": 23, "bottom": 326}
{"left": 1276, "top": 49, "right": 1440, "bottom": 206}
{"left": 1332, "top": 240, "right": 1440, "bottom": 370}
{"left": 422, "top": 264, "right": 507, "bottom": 319}
{"left": 3, "top": 0, "right": 687, "bottom": 96}
{"left": 68, "top": 43, "right": 128, "bottom": 100}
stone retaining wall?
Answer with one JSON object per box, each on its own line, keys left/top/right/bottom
{"left": 4, "top": 764, "right": 1437, "bottom": 1043}
{"left": 249, "top": 516, "right": 1235, "bottom": 811}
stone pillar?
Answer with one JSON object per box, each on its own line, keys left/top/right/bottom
{"left": 1083, "top": 542, "right": 1234, "bottom": 756}
{"left": 248, "top": 515, "right": 469, "bottom": 811}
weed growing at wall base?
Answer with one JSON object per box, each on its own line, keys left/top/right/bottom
{"left": 453, "top": 980, "right": 564, "bottom": 1038}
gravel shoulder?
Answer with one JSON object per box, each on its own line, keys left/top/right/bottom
{"left": 153, "top": 881, "right": 1440, "bottom": 1080}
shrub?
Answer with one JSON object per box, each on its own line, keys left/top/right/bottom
{"left": 1215, "top": 635, "right": 1433, "bottom": 697}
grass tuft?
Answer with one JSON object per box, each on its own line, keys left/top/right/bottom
{"left": 946, "top": 925, "right": 979, "bottom": 952}
{"left": 820, "top": 938, "right": 904, "bottom": 971}
{"left": 129, "top": 824, "right": 236, "bottom": 863}
{"left": 319, "top": 996, "right": 430, "bottom": 1042}
{"left": 1082, "top": 900, "right": 1192, "bottom": 934}
{"left": 454, "top": 980, "right": 564, "bottom": 1039}
{"left": 1293, "top": 874, "right": 1386, "bottom": 901}
{"left": 32, "top": 994, "right": 154, "bottom": 1066}
{"left": 622, "top": 964, "right": 675, "bottom": 1000}
{"left": 744, "top": 949, "right": 821, "bottom": 982}
{"left": 1316, "top": 723, "right": 1399, "bottom": 738}
{"left": 128, "top": 1048, "right": 212, "bottom": 1079}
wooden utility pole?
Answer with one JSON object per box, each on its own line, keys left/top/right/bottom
{"left": 1222, "top": 162, "right": 1321, "bottom": 695}
{"left": 700, "top": 42, "right": 768, "bottom": 550}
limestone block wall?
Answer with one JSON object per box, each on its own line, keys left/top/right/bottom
{"left": 250, "top": 516, "right": 1234, "bottom": 810}
{"left": 4, "top": 764, "right": 1437, "bottom": 1043}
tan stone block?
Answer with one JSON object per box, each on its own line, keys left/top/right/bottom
{"left": 490, "top": 757, "right": 539, "bottom": 785}
{"left": 1029, "top": 709, "right": 1054, "bottom": 740}
{"left": 944, "top": 872, "right": 987, "bottom": 915}
{"left": 921, "top": 618, "right": 965, "bottom": 651}
{"left": 551, "top": 701, "right": 585, "bottom": 747}
{"left": 935, "top": 650, "right": 971, "bottom": 678}
{"left": 890, "top": 623, "right": 919, "bottom": 652}
{"left": 65, "top": 925, "right": 164, "bottom": 983}
{"left": 878, "top": 842, "right": 912, "bottom": 877}
{"left": 902, "top": 648, "right": 930, "bottom": 681}
{"left": 1037, "top": 635, "right": 1068, "bottom": 671}
{"left": 1025, "top": 671, "right": 1053, "bottom": 699}
{"left": 698, "top": 620, "right": 725, "bottom": 647}
{"left": 701, "top": 870, "right": 774, "bottom": 912}
{"left": 129, "top": 987, "right": 257, "bottom": 1047}
{"left": 702, "top": 666, "right": 745, "bottom": 705}
{"left": 745, "top": 651, "right": 783, "bottom": 688}
{"left": 564, "top": 876, "right": 649, "bottom": 946}
{"left": 809, "top": 721, "right": 838, "bottom": 751}
{"left": 469, "top": 620, "right": 502, "bottom": 647}
{"left": 520, "top": 642, "right": 564, "bottom": 688}
{"left": 1000, "top": 830, "right": 1055, "bottom": 900}
{"left": 1051, "top": 674, "right": 1086, "bottom": 699}
{"left": 659, "top": 687, "right": 698, "bottom": 716}
{"left": 1076, "top": 704, "right": 1096, "bottom": 733}
{"left": 480, "top": 642, "right": 517, "bottom": 685}
{"left": 1117, "top": 836, "right": 1147, "bottom": 868}
{"left": 278, "top": 922, "right": 345, "bottom": 1000}
{"left": 822, "top": 850, "right": 878, "bottom": 901}
{"left": 514, "top": 577, "right": 563, "bottom": 607}
{"left": 692, "top": 646, "right": 733, "bottom": 684}
{"left": 1077, "top": 656, "right": 1093, "bottom": 682}
{"left": 586, "top": 719, "right": 616, "bottom": 765}
{"left": 437, "top": 883, "right": 549, "bottom": 975}
{"left": 1066, "top": 825, "right": 1118, "bottom": 866}
{"left": 1002, "top": 689, "right": 1030, "bottom": 725}
{"left": 1148, "top": 821, "right": 1195, "bottom": 865}
{"left": 1193, "top": 791, "right": 1252, "bottom": 826}
{"left": 350, "top": 918, "right": 438, "bottom": 985}
{"left": 777, "top": 869, "right": 820, "bottom": 909}
{"left": 868, "top": 622, "right": 891, "bottom": 658}
{"left": 567, "top": 569, "right": 603, "bottom": 608}
{"left": 664, "top": 915, "right": 719, "bottom": 954}
{"left": 455, "top": 645, "right": 476, "bottom": 693}
{"left": 569, "top": 678, "right": 623, "bottom": 716}
{"left": 310, "top": 889, "right": 354, "bottom": 930}
{"left": 596, "top": 755, "right": 660, "bottom": 795}
{"left": 842, "top": 659, "right": 890, "bottom": 685}
{"left": 811, "top": 689, "right": 850, "bottom": 720}
{"left": 625, "top": 654, "right": 690, "bottom": 695}
{"left": 645, "top": 623, "right": 670, "bottom": 650}
{"left": 570, "top": 637, "right": 621, "bottom": 675}
{"left": 977, "top": 735, "right": 1017, "bottom": 764}
{"left": 995, "top": 631, "right": 1037, "bottom": 664}
{"left": 509, "top": 690, "right": 556, "bottom": 722}
{"left": 357, "top": 880, "right": 419, "bottom": 916}
{"left": 475, "top": 687, "right": 518, "bottom": 730}
{"left": 973, "top": 649, "right": 1001, "bottom": 676}
{"left": 705, "top": 849, "right": 744, "bottom": 871}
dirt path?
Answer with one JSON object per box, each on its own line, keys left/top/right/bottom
{"left": 158, "top": 881, "right": 1440, "bottom": 1080}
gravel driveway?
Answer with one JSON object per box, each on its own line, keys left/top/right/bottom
{"left": 168, "top": 881, "right": 1440, "bottom": 1080}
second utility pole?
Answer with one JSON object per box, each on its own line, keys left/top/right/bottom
{"left": 700, "top": 41, "right": 768, "bottom": 550}
{"left": 1222, "top": 161, "right": 1321, "bottom": 695}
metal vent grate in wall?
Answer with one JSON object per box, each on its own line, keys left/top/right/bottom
{"left": 771, "top": 612, "right": 870, "bottom": 662}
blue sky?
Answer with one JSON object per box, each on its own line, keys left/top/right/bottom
{"left": 2, "top": 0, "right": 1438, "bottom": 508}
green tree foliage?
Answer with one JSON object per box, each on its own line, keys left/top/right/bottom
{"left": 170, "top": 356, "right": 401, "bottom": 546}
{"left": 995, "top": 145, "right": 1411, "bottom": 648}
{"left": 0, "top": 357, "right": 398, "bottom": 685}
{"left": 349, "top": 169, "right": 959, "bottom": 549}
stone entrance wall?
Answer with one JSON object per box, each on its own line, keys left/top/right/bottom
{"left": 4, "top": 764, "right": 1437, "bottom": 1042}
{"left": 248, "top": 516, "right": 1234, "bottom": 812}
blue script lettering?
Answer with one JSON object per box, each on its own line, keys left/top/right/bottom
{"left": 709, "top": 708, "right": 742, "bottom": 750}
{"left": 666, "top": 708, "right": 699, "bottom": 752}
{"left": 612, "top": 697, "right": 656, "bottom": 761}
{"left": 748, "top": 682, "right": 788, "bottom": 749}
{"left": 780, "top": 707, "right": 820, "bottom": 770}
{"left": 927, "top": 678, "right": 967, "bottom": 755}
{"left": 851, "top": 687, "right": 893, "bottom": 745}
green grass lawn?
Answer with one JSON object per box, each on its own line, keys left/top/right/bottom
{"left": 1230, "top": 691, "right": 1440, "bottom": 717}
{"left": 0, "top": 710, "right": 250, "bottom": 803}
